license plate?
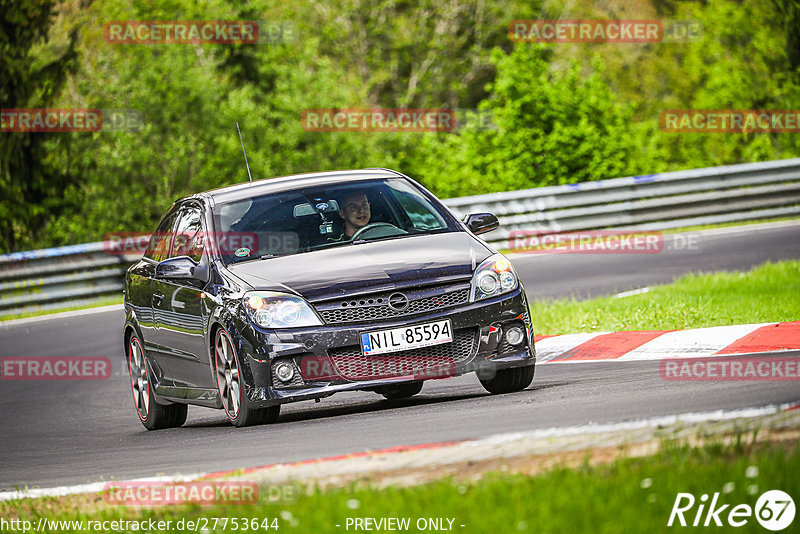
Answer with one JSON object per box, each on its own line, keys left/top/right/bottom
{"left": 360, "top": 319, "right": 453, "bottom": 356}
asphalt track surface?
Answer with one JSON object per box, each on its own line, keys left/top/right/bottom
{"left": 1, "top": 222, "right": 799, "bottom": 490}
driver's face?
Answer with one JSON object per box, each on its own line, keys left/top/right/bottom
{"left": 340, "top": 193, "right": 370, "bottom": 233}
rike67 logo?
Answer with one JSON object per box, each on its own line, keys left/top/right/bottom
{"left": 669, "top": 490, "right": 795, "bottom": 531}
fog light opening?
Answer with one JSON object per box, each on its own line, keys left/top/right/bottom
{"left": 505, "top": 326, "right": 525, "bottom": 346}
{"left": 275, "top": 362, "right": 295, "bottom": 382}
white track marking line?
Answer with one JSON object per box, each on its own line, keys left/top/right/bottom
{"left": 542, "top": 349, "right": 800, "bottom": 364}
{"left": 685, "top": 218, "right": 800, "bottom": 238}
{"left": 473, "top": 402, "right": 799, "bottom": 444}
{"left": 0, "top": 473, "right": 203, "bottom": 502}
{"left": 0, "top": 304, "right": 123, "bottom": 328}
{"left": 616, "top": 287, "right": 650, "bottom": 298}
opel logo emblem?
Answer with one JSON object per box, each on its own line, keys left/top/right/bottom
{"left": 388, "top": 292, "right": 409, "bottom": 311}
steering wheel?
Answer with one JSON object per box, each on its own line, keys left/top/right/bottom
{"left": 350, "top": 222, "right": 407, "bottom": 241}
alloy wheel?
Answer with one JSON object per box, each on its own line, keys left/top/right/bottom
{"left": 128, "top": 336, "right": 150, "bottom": 420}
{"left": 215, "top": 330, "right": 241, "bottom": 419}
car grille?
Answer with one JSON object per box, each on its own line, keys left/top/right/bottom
{"left": 497, "top": 337, "right": 525, "bottom": 355}
{"left": 496, "top": 337, "right": 513, "bottom": 355}
{"left": 326, "top": 328, "right": 478, "bottom": 380}
{"left": 315, "top": 284, "right": 470, "bottom": 325}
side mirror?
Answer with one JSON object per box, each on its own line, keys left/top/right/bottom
{"left": 464, "top": 213, "right": 500, "bottom": 235}
{"left": 156, "top": 256, "right": 198, "bottom": 279}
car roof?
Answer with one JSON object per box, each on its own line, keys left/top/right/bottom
{"left": 188, "top": 169, "right": 405, "bottom": 206}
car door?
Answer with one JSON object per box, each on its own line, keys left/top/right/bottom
{"left": 138, "top": 208, "right": 179, "bottom": 364}
{"left": 151, "top": 203, "right": 214, "bottom": 388}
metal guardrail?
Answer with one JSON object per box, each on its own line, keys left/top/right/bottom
{"left": 443, "top": 157, "right": 800, "bottom": 248}
{"left": 1, "top": 158, "right": 799, "bottom": 318}
{"left": 0, "top": 242, "right": 135, "bottom": 318}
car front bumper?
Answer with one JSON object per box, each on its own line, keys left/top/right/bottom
{"left": 235, "top": 287, "right": 535, "bottom": 407}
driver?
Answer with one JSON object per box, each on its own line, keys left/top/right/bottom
{"left": 331, "top": 191, "right": 371, "bottom": 241}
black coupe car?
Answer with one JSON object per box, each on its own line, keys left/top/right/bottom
{"left": 123, "top": 169, "right": 536, "bottom": 428}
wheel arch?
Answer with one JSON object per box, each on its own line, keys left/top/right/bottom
{"left": 207, "top": 311, "right": 259, "bottom": 401}
{"left": 123, "top": 314, "right": 145, "bottom": 360}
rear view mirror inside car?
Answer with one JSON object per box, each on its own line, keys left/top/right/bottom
{"left": 293, "top": 200, "right": 340, "bottom": 217}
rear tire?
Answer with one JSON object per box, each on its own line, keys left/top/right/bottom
{"left": 214, "top": 328, "right": 280, "bottom": 427}
{"left": 377, "top": 381, "right": 424, "bottom": 399}
{"left": 127, "top": 334, "right": 187, "bottom": 430}
{"left": 479, "top": 365, "right": 535, "bottom": 394}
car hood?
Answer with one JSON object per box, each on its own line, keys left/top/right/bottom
{"left": 227, "top": 232, "right": 492, "bottom": 302}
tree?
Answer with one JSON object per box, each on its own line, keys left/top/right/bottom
{"left": 290, "top": 0, "right": 541, "bottom": 109}
{"left": 0, "top": 0, "right": 78, "bottom": 252}
{"left": 772, "top": 0, "right": 800, "bottom": 72}
{"left": 404, "top": 45, "right": 642, "bottom": 197}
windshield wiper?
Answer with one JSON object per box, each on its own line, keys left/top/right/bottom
{"left": 351, "top": 228, "right": 448, "bottom": 246}
{"left": 351, "top": 234, "right": 410, "bottom": 246}
{"left": 228, "top": 254, "right": 277, "bottom": 265}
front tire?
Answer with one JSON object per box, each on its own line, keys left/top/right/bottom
{"left": 127, "top": 334, "right": 187, "bottom": 430}
{"left": 479, "top": 364, "right": 535, "bottom": 394}
{"left": 214, "top": 328, "right": 280, "bottom": 427}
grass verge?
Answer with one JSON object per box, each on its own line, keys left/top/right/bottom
{"left": 1, "top": 435, "right": 797, "bottom": 533}
{"left": 531, "top": 260, "right": 800, "bottom": 335}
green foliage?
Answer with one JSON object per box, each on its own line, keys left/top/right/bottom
{"left": 285, "top": 0, "right": 543, "bottom": 109}
{"left": 0, "top": 0, "right": 78, "bottom": 251}
{"left": 41, "top": 0, "right": 405, "bottom": 245}
{"left": 658, "top": 0, "right": 800, "bottom": 166}
{"left": 407, "top": 46, "right": 643, "bottom": 197}
{"left": 2, "top": 0, "right": 800, "bottom": 252}
{"left": 585, "top": 0, "right": 800, "bottom": 170}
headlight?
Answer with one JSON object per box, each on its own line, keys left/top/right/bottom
{"left": 470, "top": 254, "right": 519, "bottom": 301}
{"left": 243, "top": 292, "right": 322, "bottom": 329}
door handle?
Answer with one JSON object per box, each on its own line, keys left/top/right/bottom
{"left": 152, "top": 291, "right": 164, "bottom": 306}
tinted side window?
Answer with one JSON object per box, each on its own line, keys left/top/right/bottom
{"left": 171, "top": 206, "right": 205, "bottom": 263}
{"left": 144, "top": 211, "right": 177, "bottom": 262}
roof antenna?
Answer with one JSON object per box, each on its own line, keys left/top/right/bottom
{"left": 236, "top": 122, "right": 253, "bottom": 183}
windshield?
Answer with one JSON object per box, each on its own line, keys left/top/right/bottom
{"left": 212, "top": 178, "right": 457, "bottom": 265}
